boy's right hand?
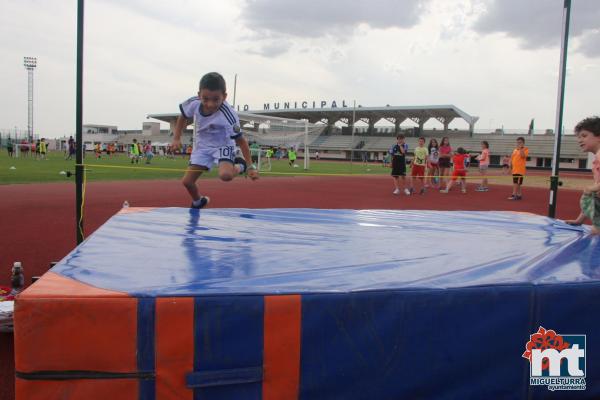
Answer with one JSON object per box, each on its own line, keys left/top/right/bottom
{"left": 171, "top": 137, "right": 181, "bottom": 150}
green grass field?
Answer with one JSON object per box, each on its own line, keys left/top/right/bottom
{"left": 0, "top": 150, "right": 589, "bottom": 190}
{"left": 0, "top": 151, "right": 392, "bottom": 185}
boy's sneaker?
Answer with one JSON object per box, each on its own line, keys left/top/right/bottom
{"left": 461, "top": 189, "right": 467, "bottom": 194}
{"left": 507, "top": 195, "right": 518, "bottom": 200}
{"left": 419, "top": 188, "right": 426, "bottom": 195}
{"left": 439, "top": 189, "right": 449, "bottom": 193}
{"left": 191, "top": 196, "right": 210, "bottom": 209}
{"left": 393, "top": 188, "right": 401, "bottom": 195}
{"left": 475, "top": 186, "right": 485, "bottom": 192}
{"left": 404, "top": 188, "right": 411, "bottom": 196}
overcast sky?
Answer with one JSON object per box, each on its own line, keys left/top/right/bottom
{"left": 1, "top": 0, "right": 598, "bottom": 137}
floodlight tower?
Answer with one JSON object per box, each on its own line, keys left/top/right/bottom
{"left": 23, "top": 57, "right": 37, "bottom": 142}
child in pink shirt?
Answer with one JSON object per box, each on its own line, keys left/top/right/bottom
{"left": 476, "top": 141, "right": 490, "bottom": 192}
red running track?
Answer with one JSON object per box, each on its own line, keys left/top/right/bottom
{"left": 0, "top": 176, "right": 585, "bottom": 400}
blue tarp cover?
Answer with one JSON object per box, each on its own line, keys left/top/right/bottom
{"left": 53, "top": 208, "right": 600, "bottom": 296}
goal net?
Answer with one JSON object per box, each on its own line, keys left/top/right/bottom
{"left": 238, "top": 112, "right": 326, "bottom": 170}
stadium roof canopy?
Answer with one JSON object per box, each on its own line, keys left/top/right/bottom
{"left": 149, "top": 104, "right": 479, "bottom": 132}
{"left": 247, "top": 104, "right": 478, "bottom": 129}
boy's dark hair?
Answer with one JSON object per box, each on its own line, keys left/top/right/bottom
{"left": 199, "top": 72, "right": 226, "bottom": 92}
{"left": 457, "top": 147, "right": 466, "bottom": 154}
{"left": 575, "top": 116, "right": 600, "bottom": 136}
{"left": 396, "top": 134, "right": 405, "bottom": 140}
{"left": 482, "top": 140, "right": 489, "bottom": 149}
{"left": 418, "top": 137, "right": 425, "bottom": 142}
{"left": 517, "top": 137, "right": 525, "bottom": 143}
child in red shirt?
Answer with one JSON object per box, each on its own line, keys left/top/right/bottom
{"left": 440, "top": 147, "right": 470, "bottom": 194}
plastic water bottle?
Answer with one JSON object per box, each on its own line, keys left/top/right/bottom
{"left": 11, "top": 262, "right": 24, "bottom": 294}
{"left": 122, "top": 200, "right": 129, "bottom": 209}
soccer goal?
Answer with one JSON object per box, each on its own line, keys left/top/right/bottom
{"left": 239, "top": 112, "right": 326, "bottom": 170}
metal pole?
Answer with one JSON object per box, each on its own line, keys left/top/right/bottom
{"left": 29, "top": 69, "right": 33, "bottom": 142}
{"left": 303, "top": 120, "right": 309, "bottom": 170}
{"left": 351, "top": 100, "right": 356, "bottom": 171}
{"left": 76, "top": 0, "right": 85, "bottom": 244}
{"left": 549, "top": 0, "right": 571, "bottom": 219}
{"left": 232, "top": 73, "right": 237, "bottom": 108}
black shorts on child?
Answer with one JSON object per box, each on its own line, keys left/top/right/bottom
{"left": 391, "top": 156, "right": 406, "bottom": 177}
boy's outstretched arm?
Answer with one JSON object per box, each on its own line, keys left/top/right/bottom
{"left": 235, "top": 136, "right": 259, "bottom": 180}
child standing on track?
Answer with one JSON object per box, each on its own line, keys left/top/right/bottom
{"left": 508, "top": 137, "right": 529, "bottom": 200}
{"left": 476, "top": 141, "right": 490, "bottom": 192}
{"left": 171, "top": 72, "right": 258, "bottom": 209}
{"left": 409, "top": 137, "right": 429, "bottom": 195}
{"left": 427, "top": 138, "right": 440, "bottom": 189}
{"left": 440, "top": 147, "right": 470, "bottom": 194}
{"left": 438, "top": 137, "right": 452, "bottom": 187}
{"left": 566, "top": 116, "right": 600, "bottom": 235}
{"left": 501, "top": 155, "right": 510, "bottom": 174}
{"left": 390, "top": 134, "right": 409, "bottom": 195}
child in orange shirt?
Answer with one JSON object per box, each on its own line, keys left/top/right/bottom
{"left": 508, "top": 137, "right": 529, "bottom": 200}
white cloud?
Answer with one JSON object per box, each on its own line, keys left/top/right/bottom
{"left": 472, "top": 0, "right": 600, "bottom": 57}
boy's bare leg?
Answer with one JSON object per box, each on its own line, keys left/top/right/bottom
{"left": 182, "top": 166, "right": 205, "bottom": 201}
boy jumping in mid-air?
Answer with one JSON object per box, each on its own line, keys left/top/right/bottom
{"left": 171, "top": 72, "right": 258, "bottom": 209}
{"left": 566, "top": 116, "right": 600, "bottom": 235}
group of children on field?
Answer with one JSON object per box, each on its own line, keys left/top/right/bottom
{"left": 5, "top": 138, "right": 48, "bottom": 159}
{"left": 390, "top": 135, "right": 527, "bottom": 199}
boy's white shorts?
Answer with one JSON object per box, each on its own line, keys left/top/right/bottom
{"left": 190, "top": 146, "right": 236, "bottom": 170}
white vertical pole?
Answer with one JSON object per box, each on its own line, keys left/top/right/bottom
{"left": 232, "top": 73, "right": 237, "bottom": 108}
{"left": 351, "top": 100, "right": 356, "bottom": 171}
{"left": 304, "top": 120, "right": 309, "bottom": 170}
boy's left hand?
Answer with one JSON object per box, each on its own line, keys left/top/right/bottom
{"left": 247, "top": 168, "right": 259, "bottom": 180}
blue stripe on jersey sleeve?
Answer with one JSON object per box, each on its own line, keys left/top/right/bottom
{"left": 180, "top": 104, "right": 190, "bottom": 119}
{"left": 219, "top": 104, "right": 237, "bottom": 125}
{"left": 220, "top": 111, "right": 235, "bottom": 125}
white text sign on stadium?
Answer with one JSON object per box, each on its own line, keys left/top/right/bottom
{"left": 236, "top": 100, "right": 350, "bottom": 112}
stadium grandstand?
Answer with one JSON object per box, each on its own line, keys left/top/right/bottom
{"left": 33, "top": 103, "right": 587, "bottom": 170}
{"left": 147, "top": 104, "right": 588, "bottom": 170}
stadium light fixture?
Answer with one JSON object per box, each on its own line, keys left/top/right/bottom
{"left": 23, "top": 56, "right": 37, "bottom": 69}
